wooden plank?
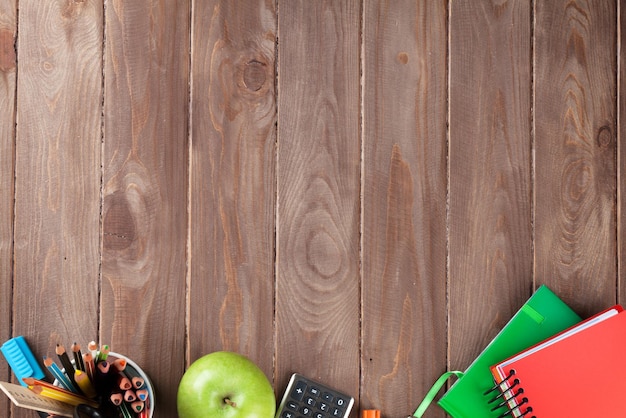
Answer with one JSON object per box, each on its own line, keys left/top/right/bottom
{"left": 188, "top": 0, "right": 277, "bottom": 378}
{"left": 361, "top": 1, "right": 447, "bottom": 416}
{"left": 12, "top": 5, "right": 102, "bottom": 418}
{"left": 448, "top": 0, "right": 533, "bottom": 373}
{"left": 101, "top": 1, "right": 189, "bottom": 415}
{"left": 534, "top": 0, "right": 617, "bottom": 316}
{"left": 616, "top": 0, "right": 626, "bottom": 305}
{"left": 0, "top": 0, "right": 16, "bottom": 415}
{"left": 276, "top": 0, "right": 361, "bottom": 400}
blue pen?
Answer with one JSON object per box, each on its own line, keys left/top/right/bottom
{"left": 0, "top": 336, "right": 45, "bottom": 387}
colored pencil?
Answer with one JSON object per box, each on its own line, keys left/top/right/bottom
{"left": 97, "top": 360, "right": 110, "bottom": 374}
{"left": 88, "top": 341, "right": 98, "bottom": 359}
{"left": 112, "top": 358, "right": 127, "bottom": 372}
{"left": 130, "top": 400, "right": 145, "bottom": 412}
{"left": 135, "top": 388, "right": 149, "bottom": 401}
{"left": 83, "top": 352, "right": 96, "bottom": 381}
{"left": 43, "top": 357, "right": 78, "bottom": 394}
{"left": 119, "top": 401, "right": 133, "bottom": 418}
{"left": 124, "top": 364, "right": 145, "bottom": 389}
{"left": 22, "top": 377, "right": 62, "bottom": 391}
{"left": 55, "top": 344, "right": 78, "bottom": 389}
{"left": 110, "top": 391, "right": 124, "bottom": 406}
{"left": 55, "top": 344, "right": 74, "bottom": 374}
{"left": 71, "top": 342, "right": 85, "bottom": 372}
{"left": 74, "top": 370, "right": 97, "bottom": 398}
{"left": 28, "top": 382, "right": 98, "bottom": 407}
{"left": 97, "top": 344, "right": 110, "bottom": 362}
{"left": 124, "top": 389, "right": 136, "bottom": 402}
{"left": 118, "top": 375, "right": 132, "bottom": 391}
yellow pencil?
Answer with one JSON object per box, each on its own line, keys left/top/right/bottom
{"left": 29, "top": 384, "right": 99, "bottom": 408}
{"left": 74, "top": 370, "right": 97, "bottom": 398}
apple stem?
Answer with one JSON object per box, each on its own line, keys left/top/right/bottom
{"left": 224, "top": 398, "right": 237, "bottom": 408}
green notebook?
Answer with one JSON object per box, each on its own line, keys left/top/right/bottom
{"left": 414, "top": 285, "right": 581, "bottom": 417}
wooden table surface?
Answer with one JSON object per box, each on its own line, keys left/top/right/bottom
{"left": 0, "top": 1, "right": 621, "bottom": 417}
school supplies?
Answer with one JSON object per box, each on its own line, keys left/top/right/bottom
{"left": 412, "top": 285, "right": 582, "bottom": 417}
{"left": 489, "top": 305, "right": 626, "bottom": 417}
{"left": 1, "top": 339, "right": 153, "bottom": 418}
{"left": 0, "top": 381, "right": 75, "bottom": 417}
{"left": 1, "top": 336, "right": 46, "bottom": 386}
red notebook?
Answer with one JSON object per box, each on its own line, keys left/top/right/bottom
{"left": 489, "top": 305, "right": 626, "bottom": 417}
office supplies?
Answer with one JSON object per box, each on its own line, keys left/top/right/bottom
{"left": 71, "top": 343, "right": 86, "bottom": 372}
{"left": 1, "top": 336, "right": 46, "bottom": 386}
{"left": 2, "top": 341, "right": 155, "bottom": 417}
{"left": 412, "top": 285, "right": 581, "bottom": 417}
{"left": 0, "top": 381, "right": 75, "bottom": 417}
{"left": 74, "top": 370, "right": 97, "bottom": 398}
{"left": 362, "top": 410, "right": 381, "bottom": 418}
{"left": 489, "top": 305, "right": 626, "bottom": 417}
{"left": 44, "top": 356, "right": 79, "bottom": 393}
{"left": 275, "top": 373, "right": 354, "bottom": 418}
{"left": 29, "top": 382, "right": 99, "bottom": 407}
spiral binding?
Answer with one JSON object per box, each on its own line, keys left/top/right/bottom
{"left": 484, "top": 369, "right": 536, "bottom": 418}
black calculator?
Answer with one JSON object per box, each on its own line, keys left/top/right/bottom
{"left": 275, "top": 373, "right": 355, "bottom": 418}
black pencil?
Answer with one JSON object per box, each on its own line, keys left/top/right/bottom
{"left": 71, "top": 342, "right": 85, "bottom": 372}
{"left": 56, "top": 344, "right": 79, "bottom": 390}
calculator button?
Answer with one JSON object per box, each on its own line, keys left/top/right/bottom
{"left": 313, "top": 413, "right": 324, "bottom": 418}
{"left": 286, "top": 400, "right": 298, "bottom": 410}
{"left": 318, "top": 402, "right": 329, "bottom": 412}
{"left": 331, "top": 408, "right": 344, "bottom": 417}
{"left": 291, "top": 380, "right": 307, "bottom": 401}
{"left": 335, "top": 397, "right": 347, "bottom": 407}
{"left": 304, "top": 396, "right": 316, "bottom": 406}
{"left": 299, "top": 406, "right": 312, "bottom": 416}
{"left": 308, "top": 386, "right": 321, "bottom": 397}
{"left": 322, "top": 392, "right": 333, "bottom": 402}
{"left": 281, "top": 412, "right": 295, "bottom": 418}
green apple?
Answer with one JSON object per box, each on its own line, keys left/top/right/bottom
{"left": 177, "top": 351, "right": 276, "bottom": 418}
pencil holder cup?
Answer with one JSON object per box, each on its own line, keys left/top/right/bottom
{"left": 54, "top": 351, "right": 155, "bottom": 417}
{"left": 112, "top": 352, "right": 155, "bottom": 418}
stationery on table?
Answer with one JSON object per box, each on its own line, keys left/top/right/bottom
{"left": 0, "top": 381, "right": 75, "bottom": 417}
{"left": 412, "top": 285, "right": 582, "bottom": 418}
{"left": 1, "top": 337, "right": 151, "bottom": 418}
{"left": 489, "top": 305, "right": 626, "bottom": 417}
{"left": 1, "top": 336, "right": 46, "bottom": 386}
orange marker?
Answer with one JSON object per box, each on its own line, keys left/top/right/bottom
{"left": 362, "top": 410, "right": 381, "bottom": 418}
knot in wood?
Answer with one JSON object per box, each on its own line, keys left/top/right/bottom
{"left": 243, "top": 60, "right": 267, "bottom": 91}
{"left": 596, "top": 126, "right": 612, "bottom": 149}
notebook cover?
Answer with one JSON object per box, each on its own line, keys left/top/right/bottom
{"left": 437, "top": 285, "right": 581, "bottom": 418}
{"left": 490, "top": 306, "right": 626, "bottom": 417}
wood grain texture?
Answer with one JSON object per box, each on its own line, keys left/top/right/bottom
{"left": 276, "top": 0, "right": 361, "bottom": 401}
{"left": 0, "top": 3, "right": 622, "bottom": 418}
{"left": 534, "top": 0, "right": 617, "bottom": 316}
{"left": 361, "top": 1, "right": 447, "bottom": 416}
{"left": 616, "top": 0, "right": 626, "bottom": 304}
{"left": 0, "top": 1, "right": 15, "bottom": 414}
{"left": 448, "top": 0, "right": 533, "bottom": 372}
{"left": 101, "top": 1, "right": 189, "bottom": 414}
{"left": 189, "top": 0, "right": 277, "bottom": 377}
{"left": 12, "top": 6, "right": 102, "bottom": 418}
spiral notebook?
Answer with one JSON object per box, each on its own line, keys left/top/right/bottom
{"left": 413, "top": 285, "right": 582, "bottom": 417}
{"left": 489, "top": 305, "right": 626, "bottom": 417}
